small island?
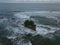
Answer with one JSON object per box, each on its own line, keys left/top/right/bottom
{"left": 24, "top": 20, "right": 36, "bottom": 30}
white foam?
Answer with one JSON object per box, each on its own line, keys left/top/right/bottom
{"left": 13, "top": 11, "right": 59, "bottom": 36}
{"left": 36, "top": 27, "right": 55, "bottom": 35}
{"left": 14, "top": 11, "right": 59, "bottom": 20}
{"left": 14, "top": 13, "right": 30, "bottom": 19}
{"left": 7, "top": 36, "right": 16, "bottom": 39}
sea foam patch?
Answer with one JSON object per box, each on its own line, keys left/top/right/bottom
{"left": 14, "top": 12, "right": 30, "bottom": 19}
{"left": 13, "top": 11, "right": 60, "bottom": 37}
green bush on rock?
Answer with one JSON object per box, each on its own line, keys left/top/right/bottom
{"left": 24, "top": 20, "right": 36, "bottom": 30}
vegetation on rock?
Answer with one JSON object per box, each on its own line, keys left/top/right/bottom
{"left": 24, "top": 20, "right": 36, "bottom": 30}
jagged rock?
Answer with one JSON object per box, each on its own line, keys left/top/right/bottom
{"left": 24, "top": 20, "right": 36, "bottom": 30}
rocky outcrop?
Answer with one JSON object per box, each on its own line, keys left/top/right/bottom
{"left": 24, "top": 20, "right": 36, "bottom": 30}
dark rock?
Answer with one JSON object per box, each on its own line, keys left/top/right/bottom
{"left": 24, "top": 20, "right": 36, "bottom": 30}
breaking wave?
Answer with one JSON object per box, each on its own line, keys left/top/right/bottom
{"left": 0, "top": 11, "right": 60, "bottom": 45}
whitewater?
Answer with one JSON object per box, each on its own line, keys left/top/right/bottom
{"left": 0, "top": 11, "right": 60, "bottom": 45}
{"left": 14, "top": 11, "right": 59, "bottom": 35}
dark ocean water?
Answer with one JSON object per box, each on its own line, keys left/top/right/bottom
{"left": 0, "top": 3, "right": 60, "bottom": 11}
{"left": 0, "top": 3, "right": 60, "bottom": 45}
